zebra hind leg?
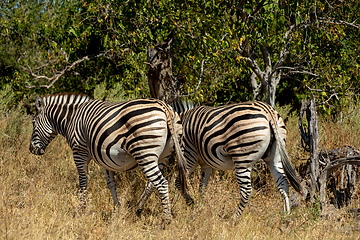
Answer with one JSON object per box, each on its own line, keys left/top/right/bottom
{"left": 265, "top": 147, "right": 290, "bottom": 213}
{"left": 136, "top": 181, "right": 155, "bottom": 216}
{"left": 105, "top": 169, "right": 120, "bottom": 208}
{"left": 136, "top": 161, "right": 171, "bottom": 216}
{"left": 175, "top": 176, "right": 194, "bottom": 205}
{"left": 140, "top": 160, "right": 172, "bottom": 224}
{"left": 232, "top": 163, "right": 252, "bottom": 219}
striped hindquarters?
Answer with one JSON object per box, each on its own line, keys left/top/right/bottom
{"left": 181, "top": 102, "right": 271, "bottom": 168}
{"left": 78, "top": 99, "right": 171, "bottom": 171}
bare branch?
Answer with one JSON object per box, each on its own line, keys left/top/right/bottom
{"left": 281, "top": 75, "right": 358, "bottom": 108}
{"left": 243, "top": 55, "right": 264, "bottom": 82}
{"left": 317, "top": 92, "right": 339, "bottom": 106}
{"left": 220, "top": 33, "right": 228, "bottom": 42}
{"left": 287, "top": 70, "right": 319, "bottom": 77}
{"left": 275, "top": 25, "right": 295, "bottom": 69}
{"left": 318, "top": 17, "right": 360, "bottom": 28}
{"left": 179, "top": 59, "right": 205, "bottom": 97}
{"left": 299, "top": 101, "right": 310, "bottom": 149}
{"left": 276, "top": 67, "right": 319, "bottom": 78}
{"left": 319, "top": 155, "right": 360, "bottom": 186}
{"left": 251, "top": 0, "right": 266, "bottom": 16}
{"left": 280, "top": 75, "right": 320, "bottom": 93}
{"left": 250, "top": 71, "right": 261, "bottom": 101}
{"left": 24, "top": 51, "right": 111, "bottom": 89}
{"left": 261, "top": 46, "right": 272, "bottom": 76}
{"left": 232, "top": 4, "right": 248, "bottom": 21}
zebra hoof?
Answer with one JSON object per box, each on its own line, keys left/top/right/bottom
{"left": 113, "top": 202, "right": 120, "bottom": 210}
{"left": 186, "top": 198, "right": 195, "bottom": 206}
{"left": 136, "top": 208, "right": 143, "bottom": 217}
{"left": 163, "top": 218, "right": 171, "bottom": 226}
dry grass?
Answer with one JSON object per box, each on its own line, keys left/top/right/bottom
{"left": 2, "top": 106, "right": 360, "bottom": 239}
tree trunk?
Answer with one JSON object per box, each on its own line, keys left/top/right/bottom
{"left": 146, "top": 33, "right": 180, "bottom": 102}
{"left": 298, "top": 97, "right": 320, "bottom": 203}
{"left": 246, "top": 46, "right": 283, "bottom": 108}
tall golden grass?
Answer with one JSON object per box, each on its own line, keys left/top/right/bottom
{"left": 1, "top": 104, "right": 360, "bottom": 239}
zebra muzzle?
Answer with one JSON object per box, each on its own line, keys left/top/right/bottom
{"left": 30, "top": 144, "right": 45, "bottom": 155}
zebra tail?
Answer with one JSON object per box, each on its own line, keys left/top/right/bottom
{"left": 269, "top": 116, "right": 303, "bottom": 194}
{"left": 278, "top": 141, "right": 303, "bottom": 194}
{"left": 159, "top": 101, "right": 187, "bottom": 194}
{"left": 172, "top": 128, "right": 187, "bottom": 194}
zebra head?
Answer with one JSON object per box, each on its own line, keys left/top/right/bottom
{"left": 29, "top": 96, "right": 58, "bottom": 155}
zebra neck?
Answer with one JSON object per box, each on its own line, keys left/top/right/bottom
{"left": 46, "top": 103, "right": 82, "bottom": 139}
{"left": 42, "top": 94, "right": 91, "bottom": 137}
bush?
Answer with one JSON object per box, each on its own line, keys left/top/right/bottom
{"left": 94, "top": 82, "right": 133, "bottom": 102}
{"left": 3, "top": 106, "right": 28, "bottom": 148}
{"left": 0, "top": 84, "right": 15, "bottom": 117}
{"left": 106, "top": 82, "right": 132, "bottom": 102}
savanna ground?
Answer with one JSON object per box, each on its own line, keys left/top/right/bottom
{"left": 2, "top": 104, "right": 360, "bottom": 239}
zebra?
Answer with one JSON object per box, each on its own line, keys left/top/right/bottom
{"left": 29, "top": 93, "right": 187, "bottom": 223}
{"left": 168, "top": 100, "right": 303, "bottom": 218}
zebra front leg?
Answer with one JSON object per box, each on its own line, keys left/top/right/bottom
{"left": 233, "top": 164, "right": 252, "bottom": 218}
{"left": 73, "top": 152, "right": 90, "bottom": 210}
{"left": 105, "top": 169, "right": 120, "bottom": 208}
{"left": 136, "top": 181, "right": 155, "bottom": 216}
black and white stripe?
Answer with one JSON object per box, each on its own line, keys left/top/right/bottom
{"left": 171, "top": 100, "right": 302, "bottom": 217}
{"left": 29, "top": 94, "right": 187, "bottom": 223}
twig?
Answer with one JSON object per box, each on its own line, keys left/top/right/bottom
{"left": 275, "top": 67, "right": 319, "bottom": 78}
{"left": 24, "top": 51, "right": 111, "bottom": 89}
{"left": 179, "top": 59, "right": 205, "bottom": 97}
{"left": 317, "top": 17, "right": 360, "bottom": 29}
{"left": 317, "top": 92, "right": 339, "bottom": 106}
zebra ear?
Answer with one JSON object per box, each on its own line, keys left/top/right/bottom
{"left": 35, "top": 97, "right": 44, "bottom": 111}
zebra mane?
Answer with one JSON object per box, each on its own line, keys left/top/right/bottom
{"left": 171, "top": 99, "right": 198, "bottom": 114}
{"left": 42, "top": 93, "right": 92, "bottom": 106}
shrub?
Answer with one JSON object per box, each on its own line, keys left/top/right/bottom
{"left": 0, "top": 84, "right": 15, "bottom": 117}
{"left": 94, "top": 82, "right": 133, "bottom": 102}
{"left": 3, "top": 106, "right": 28, "bottom": 148}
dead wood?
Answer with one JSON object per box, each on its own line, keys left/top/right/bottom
{"left": 297, "top": 96, "right": 360, "bottom": 213}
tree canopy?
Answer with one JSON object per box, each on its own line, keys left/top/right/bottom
{"left": 0, "top": 0, "right": 359, "bottom": 113}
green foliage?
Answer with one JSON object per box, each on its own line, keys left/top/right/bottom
{"left": 274, "top": 102, "right": 294, "bottom": 121}
{"left": 306, "top": 198, "right": 322, "bottom": 221}
{"left": 94, "top": 81, "right": 132, "bottom": 102}
{"left": 106, "top": 82, "right": 133, "bottom": 102}
{"left": 0, "top": 0, "right": 359, "bottom": 112}
{"left": 93, "top": 82, "right": 107, "bottom": 101}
